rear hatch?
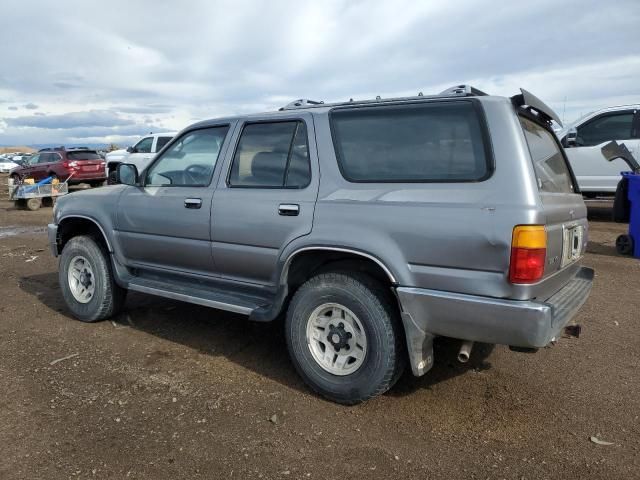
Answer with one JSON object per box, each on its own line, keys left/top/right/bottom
{"left": 519, "top": 115, "right": 588, "bottom": 294}
{"left": 66, "top": 150, "right": 105, "bottom": 174}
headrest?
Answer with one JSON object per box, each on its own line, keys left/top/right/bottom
{"left": 251, "top": 151, "right": 287, "bottom": 184}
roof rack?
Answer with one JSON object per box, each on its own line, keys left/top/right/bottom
{"left": 279, "top": 99, "right": 324, "bottom": 111}
{"left": 277, "top": 85, "right": 489, "bottom": 111}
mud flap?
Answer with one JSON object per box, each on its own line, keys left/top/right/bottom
{"left": 400, "top": 311, "right": 434, "bottom": 377}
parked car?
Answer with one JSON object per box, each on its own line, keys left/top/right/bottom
{"left": 48, "top": 86, "right": 592, "bottom": 404}
{"left": 0, "top": 156, "right": 20, "bottom": 173}
{"left": 105, "top": 132, "right": 176, "bottom": 183}
{"left": 10, "top": 147, "right": 106, "bottom": 187}
{"left": 557, "top": 104, "right": 640, "bottom": 196}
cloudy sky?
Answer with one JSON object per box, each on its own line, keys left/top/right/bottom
{"left": 1, "top": 0, "right": 638, "bottom": 146}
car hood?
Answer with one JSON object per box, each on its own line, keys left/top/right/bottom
{"left": 106, "top": 149, "right": 128, "bottom": 159}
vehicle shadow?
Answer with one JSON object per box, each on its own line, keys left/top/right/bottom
{"left": 20, "top": 271, "right": 495, "bottom": 400}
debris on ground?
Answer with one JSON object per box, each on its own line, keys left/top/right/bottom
{"left": 590, "top": 436, "right": 614, "bottom": 446}
{"left": 49, "top": 353, "right": 79, "bottom": 366}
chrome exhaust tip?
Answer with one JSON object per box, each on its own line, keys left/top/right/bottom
{"left": 457, "top": 340, "right": 474, "bottom": 363}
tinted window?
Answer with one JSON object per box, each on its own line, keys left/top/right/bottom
{"left": 331, "top": 102, "right": 489, "bottom": 182}
{"left": 146, "top": 127, "right": 229, "bottom": 186}
{"left": 38, "top": 153, "right": 52, "bottom": 163}
{"left": 134, "top": 137, "right": 153, "bottom": 153}
{"left": 67, "top": 151, "right": 101, "bottom": 160}
{"left": 577, "top": 112, "right": 634, "bottom": 147}
{"left": 156, "top": 136, "right": 172, "bottom": 152}
{"left": 229, "top": 121, "right": 311, "bottom": 188}
{"left": 520, "top": 117, "right": 574, "bottom": 193}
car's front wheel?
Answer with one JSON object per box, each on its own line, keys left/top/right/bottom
{"left": 59, "top": 235, "right": 126, "bottom": 322}
{"left": 285, "top": 271, "right": 404, "bottom": 404}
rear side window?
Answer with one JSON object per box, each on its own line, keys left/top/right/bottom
{"left": 156, "top": 136, "right": 172, "bottom": 152}
{"left": 330, "top": 102, "right": 490, "bottom": 182}
{"left": 229, "top": 121, "right": 311, "bottom": 188}
{"left": 520, "top": 117, "right": 575, "bottom": 193}
{"left": 67, "top": 151, "right": 101, "bottom": 160}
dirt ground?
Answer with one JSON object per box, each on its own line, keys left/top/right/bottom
{"left": 1, "top": 181, "right": 639, "bottom": 479}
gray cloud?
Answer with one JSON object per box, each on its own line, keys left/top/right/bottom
{"left": 0, "top": 0, "right": 638, "bottom": 145}
{"left": 8, "top": 106, "right": 18, "bottom": 111}
{"left": 5, "top": 110, "right": 136, "bottom": 129}
{"left": 23, "top": 103, "right": 38, "bottom": 110}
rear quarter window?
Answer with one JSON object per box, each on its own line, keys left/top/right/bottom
{"left": 330, "top": 101, "right": 490, "bottom": 182}
{"left": 519, "top": 117, "right": 575, "bottom": 193}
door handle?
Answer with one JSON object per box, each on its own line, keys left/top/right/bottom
{"left": 184, "top": 198, "right": 202, "bottom": 209}
{"left": 278, "top": 204, "right": 299, "bottom": 216}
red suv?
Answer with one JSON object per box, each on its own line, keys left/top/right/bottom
{"left": 10, "top": 148, "right": 106, "bottom": 187}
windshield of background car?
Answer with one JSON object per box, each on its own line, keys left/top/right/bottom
{"left": 67, "top": 151, "right": 102, "bottom": 160}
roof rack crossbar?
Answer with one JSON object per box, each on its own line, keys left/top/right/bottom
{"left": 438, "top": 85, "right": 488, "bottom": 97}
{"left": 280, "top": 99, "right": 325, "bottom": 111}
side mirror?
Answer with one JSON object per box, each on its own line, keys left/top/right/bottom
{"left": 565, "top": 127, "right": 578, "bottom": 147}
{"left": 116, "top": 163, "right": 139, "bottom": 185}
{"left": 126, "top": 146, "right": 135, "bottom": 153}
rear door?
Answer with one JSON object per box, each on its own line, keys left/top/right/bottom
{"left": 34, "top": 153, "right": 54, "bottom": 180}
{"left": 211, "top": 114, "right": 319, "bottom": 285}
{"left": 565, "top": 109, "right": 637, "bottom": 192}
{"left": 520, "top": 116, "right": 587, "bottom": 279}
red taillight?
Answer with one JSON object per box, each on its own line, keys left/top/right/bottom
{"left": 509, "top": 225, "right": 547, "bottom": 284}
{"left": 509, "top": 247, "right": 546, "bottom": 283}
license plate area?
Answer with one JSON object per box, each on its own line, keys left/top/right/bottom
{"left": 561, "top": 224, "right": 584, "bottom": 267}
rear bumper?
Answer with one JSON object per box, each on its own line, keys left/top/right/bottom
{"left": 397, "top": 266, "right": 594, "bottom": 375}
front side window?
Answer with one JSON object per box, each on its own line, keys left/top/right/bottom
{"left": 331, "top": 101, "right": 489, "bottom": 182}
{"left": 28, "top": 154, "right": 40, "bottom": 165}
{"left": 520, "top": 116, "right": 574, "bottom": 193}
{"left": 228, "top": 121, "right": 311, "bottom": 188}
{"left": 38, "top": 153, "right": 52, "bottom": 163}
{"left": 145, "top": 126, "right": 229, "bottom": 186}
{"left": 577, "top": 112, "right": 634, "bottom": 147}
{"left": 134, "top": 137, "right": 153, "bottom": 153}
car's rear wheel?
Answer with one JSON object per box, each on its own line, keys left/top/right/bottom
{"left": 89, "top": 181, "right": 104, "bottom": 188}
{"left": 285, "top": 271, "right": 404, "bottom": 404}
{"left": 59, "top": 235, "right": 126, "bottom": 322}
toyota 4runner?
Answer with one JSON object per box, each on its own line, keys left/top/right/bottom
{"left": 48, "top": 85, "right": 593, "bottom": 404}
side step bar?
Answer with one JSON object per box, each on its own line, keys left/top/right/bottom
{"left": 128, "top": 281, "right": 257, "bottom": 315}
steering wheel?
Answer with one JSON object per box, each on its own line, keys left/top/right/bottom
{"left": 184, "top": 164, "right": 210, "bottom": 184}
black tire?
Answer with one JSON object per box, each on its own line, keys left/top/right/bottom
{"left": 613, "top": 178, "right": 630, "bottom": 223}
{"left": 285, "top": 271, "right": 404, "bottom": 405}
{"left": 107, "top": 171, "right": 118, "bottom": 185}
{"left": 59, "top": 235, "right": 126, "bottom": 322}
{"left": 89, "top": 181, "right": 104, "bottom": 188}
{"left": 616, "top": 234, "right": 634, "bottom": 255}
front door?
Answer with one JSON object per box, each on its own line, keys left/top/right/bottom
{"left": 211, "top": 115, "right": 319, "bottom": 285}
{"left": 127, "top": 136, "right": 155, "bottom": 172}
{"left": 565, "top": 109, "right": 638, "bottom": 192}
{"left": 115, "top": 125, "right": 233, "bottom": 276}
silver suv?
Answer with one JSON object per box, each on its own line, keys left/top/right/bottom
{"left": 48, "top": 85, "right": 593, "bottom": 404}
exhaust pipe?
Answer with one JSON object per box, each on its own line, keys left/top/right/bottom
{"left": 457, "top": 341, "right": 474, "bottom": 363}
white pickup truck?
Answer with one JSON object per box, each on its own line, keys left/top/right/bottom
{"left": 106, "top": 132, "right": 176, "bottom": 183}
{"left": 557, "top": 105, "right": 640, "bottom": 196}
